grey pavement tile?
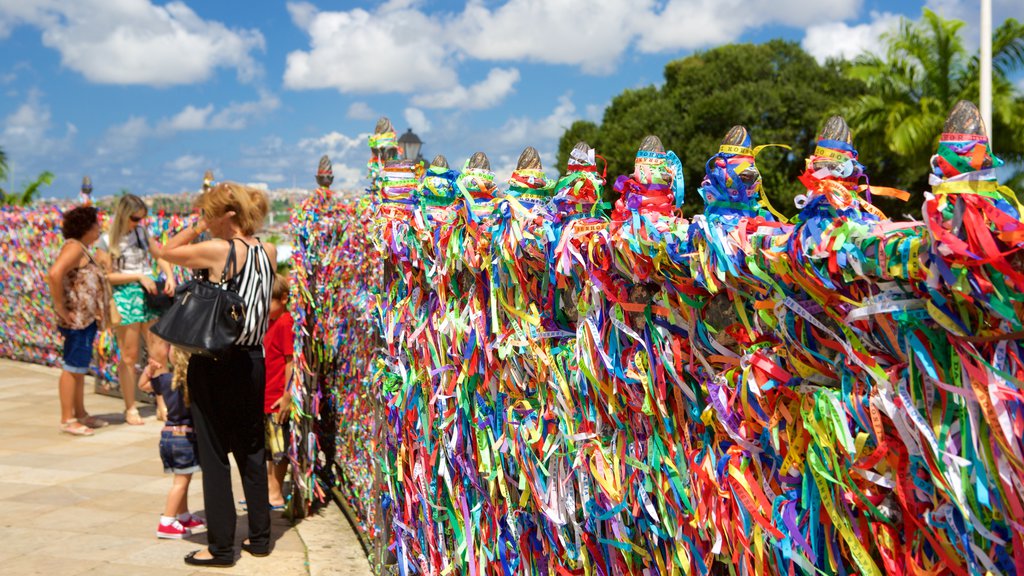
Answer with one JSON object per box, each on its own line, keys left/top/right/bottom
{"left": 59, "top": 471, "right": 163, "bottom": 493}
{"left": 37, "top": 531, "right": 155, "bottom": 562}
{"left": 23, "top": 505, "right": 137, "bottom": 533}
{"left": 0, "top": 553, "right": 103, "bottom": 576}
{"left": 77, "top": 562, "right": 196, "bottom": 576}
{"left": 0, "top": 358, "right": 371, "bottom": 576}
{"left": 0, "top": 479, "right": 43, "bottom": 500}
{"left": 77, "top": 488, "right": 168, "bottom": 514}
{"left": 0, "top": 451, "right": 129, "bottom": 473}
{"left": 0, "top": 501, "right": 61, "bottom": 528}
{"left": 0, "top": 526, "right": 82, "bottom": 558}
{"left": 6, "top": 484, "right": 110, "bottom": 508}
{"left": 0, "top": 463, "right": 93, "bottom": 485}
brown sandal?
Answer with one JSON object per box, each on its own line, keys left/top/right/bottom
{"left": 125, "top": 407, "right": 144, "bottom": 426}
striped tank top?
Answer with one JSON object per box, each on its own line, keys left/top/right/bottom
{"left": 227, "top": 239, "right": 274, "bottom": 347}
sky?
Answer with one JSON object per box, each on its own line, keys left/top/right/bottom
{"left": 1, "top": 0, "right": 1022, "bottom": 199}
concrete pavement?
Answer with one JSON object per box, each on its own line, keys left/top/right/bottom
{"left": 0, "top": 359, "right": 372, "bottom": 576}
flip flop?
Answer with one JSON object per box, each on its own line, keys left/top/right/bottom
{"left": 60, "top": 419, "right": 95, "bottom": 436}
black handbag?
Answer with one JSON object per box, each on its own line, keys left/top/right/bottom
{"left": 150, "top": 240, "right": 246, "bottom": 357}
{"left": 144, "top": 279, "right": 174, "bottom": 312}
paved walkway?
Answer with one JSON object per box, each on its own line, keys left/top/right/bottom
{"left": 0, "top": 359, "right": 372, "bottom": 576}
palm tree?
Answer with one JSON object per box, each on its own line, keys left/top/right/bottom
{"left": 842, "top": 10, "right": 1024, "bottom": 201}
{"left": 0, "top": 171, "right": 53, "bottom": 207}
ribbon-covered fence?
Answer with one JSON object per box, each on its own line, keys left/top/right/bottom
{"left": 0, "top": 205, "right": 193, "bottom": 383}
{"left": 292, "top": 107, "right": 1024, "bottom": 576}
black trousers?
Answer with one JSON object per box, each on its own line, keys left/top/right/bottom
{"left": 188, "top": 346, "right": 270, "bottom": 559}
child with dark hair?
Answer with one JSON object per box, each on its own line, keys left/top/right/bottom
{"left": 139, "top": 348, "right": 205, "bottom": 538}
{"left": 47, "top": 206, "right": 108, "bottom": 436}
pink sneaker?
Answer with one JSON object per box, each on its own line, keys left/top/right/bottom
{"left": 156, "top": 519, "right": 190, "bottom": 539}
{"left": 179, "top": 514, "right": 205, "bottom": 530}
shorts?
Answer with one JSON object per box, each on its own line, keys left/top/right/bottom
{"left": 112, "top": 282, "right": 159, "bottom": 325}
{"left": 159, "top": 428, "right": 200, "bottom": 474}
{"left": 58, "top": 321, "right": 97, "bottom": 374}
{"left": 265, "top": 415, "right": 289, "bottom": 465}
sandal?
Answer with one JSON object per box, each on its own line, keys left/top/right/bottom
{"left": 60, "top": 419, "right": 95, "bottom": 436}
{"left": 125, "top": 407, "right": 144, "bottom": 426}
{"left": 79, "top": 414, "right": 109, "bottom": 429}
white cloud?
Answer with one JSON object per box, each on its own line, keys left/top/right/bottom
{"left": 161, "top": 104, "right": 215, "bottom": 132}
{"left": 0, "top": 0, "right": 265, "bottom": 87}
{"left": 98, "top": 116, "right": 152, "bottom": 157}
{"left": 636, "top": 0, "right": 862, "bottom": 53}
{"left": 207, "top": 91, "right": 280, "bottom": 130}
{"left": 283, "top": 1, "right": 456, "bottom": 94}
{"left": 403, "top": 108, "right": 431, "bottom": 135}
{"left": 802, "top": 11, "right": 901, "bottom": 63}
{"left": 282, "top": 0, "right": 870, "bottom": 93}
{"left": 449, "top": 0, "right": 641, "bottom": 74}
{"left": 2, "top": 88, "right": 76, "bottom": 159}
{"left": 158, "top": 91, "right": 278, "bottom": 132}
{"left": 346, "top": 101, "right": 377, "bottom": 120}
{"left": 165, "top": 154, "right": 207, "bottom": 174}
{"left": 297, "top": 130, "right": 368, "bottom": 161}
{"left": 498, "top": 93, "right": 578, "bottom": 147}
{"left": 412, "top": 68, "right": 520, "bottom": 110}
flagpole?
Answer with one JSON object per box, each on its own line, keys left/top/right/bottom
{"left": 980, "top": 0, "right": 993, "bottom": 140}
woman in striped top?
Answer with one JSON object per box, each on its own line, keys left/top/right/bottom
{"left": 155, "top": 182, "right": 277, "bottom": 567}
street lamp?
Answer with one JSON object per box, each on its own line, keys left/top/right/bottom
{"left": 398, "top": 128, "right": 423, "bottom": 162}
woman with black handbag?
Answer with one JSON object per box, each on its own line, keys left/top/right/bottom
{"left": 154, "top": 182, "right": 277, "bottom": 567}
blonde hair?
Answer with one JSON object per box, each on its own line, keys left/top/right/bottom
{"left": 272, "top": 273, "right": 290, "bottom": 301}
{"left": 196, "top": 182, "right": 269, "bottom": 236}
{"left": 108, "top": 194, "right": 148, "bottom": 260}
{"left": 170, "top": 347, "right": 190, "bottom": 401}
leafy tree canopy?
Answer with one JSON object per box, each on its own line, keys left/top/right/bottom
{"left": 557, "top": 40, "right": 865, "bottom": 217}
{"left": 558, "top": 11, "right": 1024, "bottom": 217}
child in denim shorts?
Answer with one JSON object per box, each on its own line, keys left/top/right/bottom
{"left": 139, "top": 349, "right": 205, "bottom": 539}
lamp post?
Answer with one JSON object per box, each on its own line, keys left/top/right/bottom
{"left": 398, "top": 128, "right": 423, "bottom": 162}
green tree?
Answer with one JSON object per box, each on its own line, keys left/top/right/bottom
{"left": 0, "top": 170, "right": 54, "bottom": 207}
{"left": 843, "top": 10, "right": 1024, "bottom": 200}
{"left": 557, "top": 40, "right": 866, "bottom": 216}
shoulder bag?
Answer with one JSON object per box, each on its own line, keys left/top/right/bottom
{"left": 150, "top": 240, "right": 247, "bottom": 356}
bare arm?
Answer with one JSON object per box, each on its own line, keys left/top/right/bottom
{"left": 275, "top": 358, "right": 295, "bottom": 424}
{"left": 264, "top": 242, "right": 278, "bottom": 269}
{"left": 152, "top": 221, "right": 229, "bottom": 273}
{"left": 46, "top": 243, "right": 80, "bottom": 323}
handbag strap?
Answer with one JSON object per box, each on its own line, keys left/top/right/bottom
{"left": 219, "top": 239, "right": 239, "bottom": 287}
{"left": 68, "top": 239, "right": 97, "bottom": 266}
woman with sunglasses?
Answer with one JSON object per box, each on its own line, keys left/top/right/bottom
{"left": 101, "top": 194, "right": 176, "bottom": 425}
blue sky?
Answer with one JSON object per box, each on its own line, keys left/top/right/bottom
{"left": 1, "top": 0, "right": 1022, "bottom": 199}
